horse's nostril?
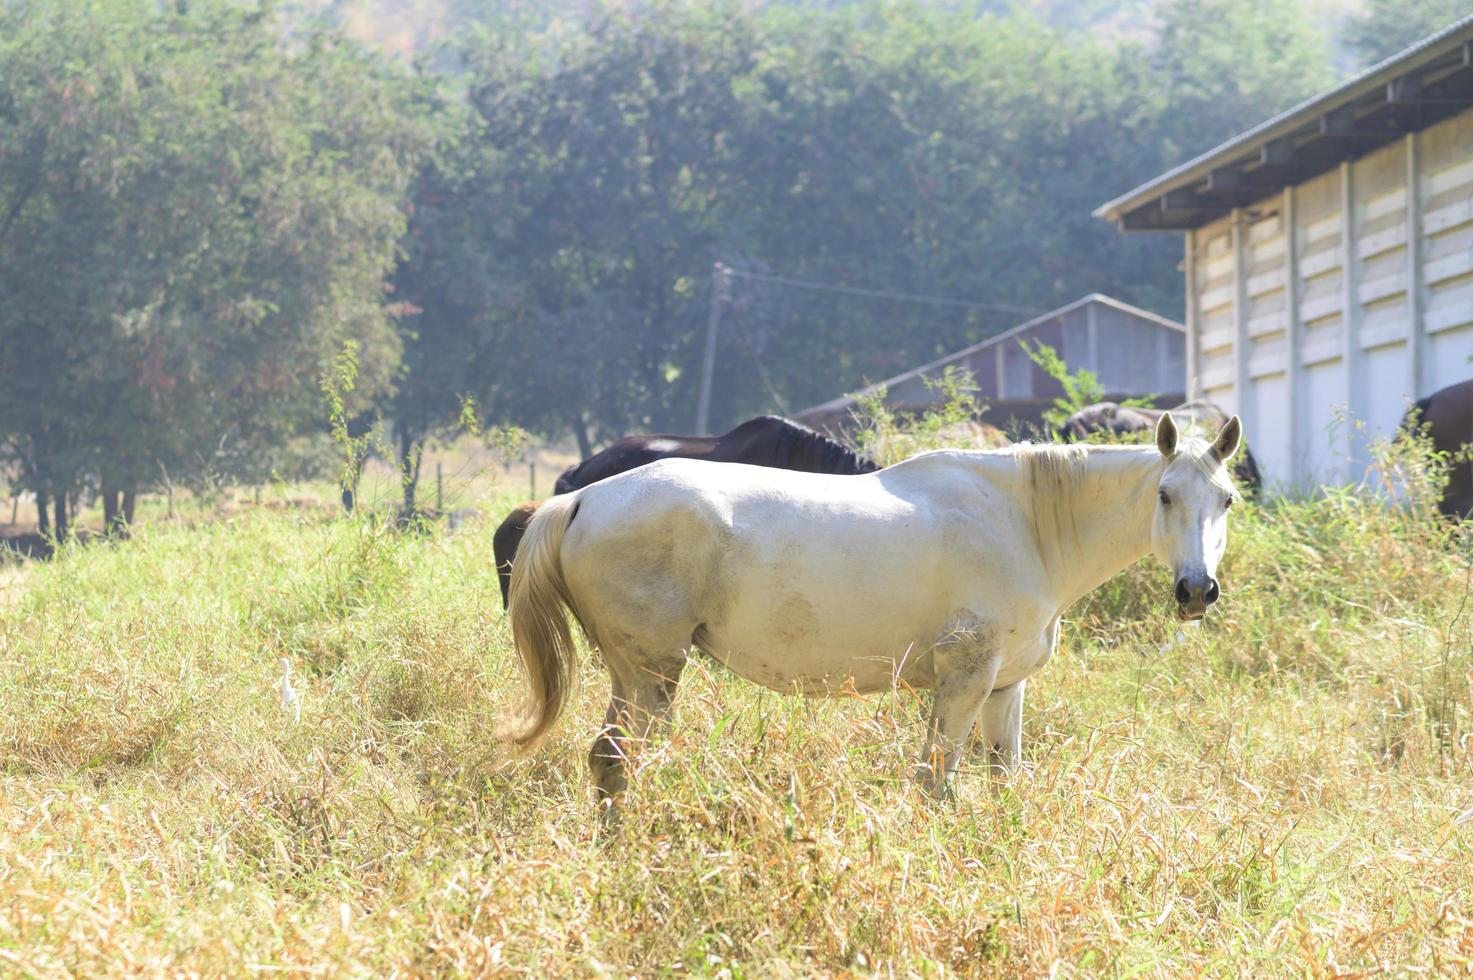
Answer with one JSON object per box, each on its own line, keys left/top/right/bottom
{"left": 1205, "top": 579, "right": 1220, "bottom": 604}
{"left": 1175, "top": 578, "right": 1191, "bottom": 604}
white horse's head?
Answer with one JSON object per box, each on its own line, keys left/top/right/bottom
{"left": 1150, "top": 411, "right": 1242, "bottom": 620}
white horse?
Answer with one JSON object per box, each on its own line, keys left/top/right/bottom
{"left": 508, "top": 412, "right": 1241, "bottom": 801}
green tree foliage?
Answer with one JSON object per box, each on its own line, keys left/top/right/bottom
{"left": 850, "top": 366, "right": 989, "bottom": 464}
{"left": 716, "top": 4, "right": 1178, "bottom": 419}
{"left": 1022, "top": 338, "right": 1155, "bottom": 431}
{"left": 1142, "top": 0, "right": 1335, "bottom": 159}
{"left": 1343, "top": 0, "right": 1471, "bottom": 66}
{"left": 399, "top": 0, "right": 1340, "bottom": 441}
{"left": 398, "top": 5, "right": 762, "bottom": 448}
{"left": 0, "top": 0, "right": 1371, "bottom": 520}
{"left": 0, "top": 0, "right": 435, "bottom": 535}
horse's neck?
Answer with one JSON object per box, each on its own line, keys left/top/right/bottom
{"left": 1049, "top": 449, "right": 1161, "bottom": 608}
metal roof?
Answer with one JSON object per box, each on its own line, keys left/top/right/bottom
{"left": 1095, "top": 14, "right": 1473, "bottom": 232}
{"left": 798, "top": 293, "right": 1182, "bottom": 418}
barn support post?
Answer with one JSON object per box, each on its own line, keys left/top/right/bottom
{"left": 1154, "top": 325, "right": 1169, "bottom": 396}
{"left": 994, "top": 345, "right": 1006, "bottom": 400}
{"left": 1283, "top": 186, "right": 1302, "bottom": 489}
{"left": 1338, "top": 160, "right": 1364, "bottom": 476}
{"left": 1404, "top": 133, "right": 1424, "bottom": 402}
{"left": 1184, "top": 232, "right": 1199, "bottom": 399}
{"left": 1230, "top": 208, "right": 1254, "bottom": 445}
{"left": 1085, "top": 301, "right": 1100, "bottom": 376}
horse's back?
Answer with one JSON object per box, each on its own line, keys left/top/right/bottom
{"left": 566, "top": 454, "right": 969, "bottom": 540}
{"left": 562, "top": 457, "right": 924, "bottom": 585}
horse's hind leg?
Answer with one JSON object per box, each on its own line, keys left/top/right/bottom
{"left": 979, "top": 679, "right": 1025, "bottom": 779}
{"left": 588, "top": 653, "right": 687, "bottom": 803}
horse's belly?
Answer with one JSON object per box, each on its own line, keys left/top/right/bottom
{"left": 697, "top": 630, "right": 936, "bottom": 694}
{"left": 695, "top": 584, "right": 945, "bottom": 694}
{"left": 686, "top": 509, "right": 976, "bottom": 693}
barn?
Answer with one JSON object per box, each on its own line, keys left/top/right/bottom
{"left": 1096, "top": 15, "right": 1473, "bottom": 488}
{"left": 796, "top": 293, "right": 1185, "bottom": 435}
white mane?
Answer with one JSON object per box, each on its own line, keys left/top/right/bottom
{"left": 1003, "top": 438, "right": 1232, "bottom": 569}
{"left": 1009, "top": 442, "right": 1090, "bottom": 570}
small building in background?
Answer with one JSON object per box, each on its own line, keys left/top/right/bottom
{"left": 1095, "top": 15, "right": 1473, "bottom": 489}
{"left": 796, "top": 293, "right": 1185, "bottom": 436}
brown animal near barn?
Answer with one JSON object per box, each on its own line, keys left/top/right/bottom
{"left": 1059, "top": 399, "right": 1263, "bottom": 493}
{"left": 1403, "top": 378, "right": 1473, "bottom": 519}
{"left": 491, "top": 415, "right": 879, "bottom": 608}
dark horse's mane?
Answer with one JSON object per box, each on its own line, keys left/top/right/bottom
{"left": 555, "top": 414, "right": 876, "bottom": 494}
{"left": 741, "top": 415, "right": 878, "bottom": 476}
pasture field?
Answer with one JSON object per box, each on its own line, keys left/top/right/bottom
{"left": 2, "top": 454, "right": 1473, "bottom": 975}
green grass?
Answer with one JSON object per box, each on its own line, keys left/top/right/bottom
{"left": 2, "top": 467, "right": 1472, "bottom": 975}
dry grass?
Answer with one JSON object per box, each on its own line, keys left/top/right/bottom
{"left": 2, "top": 447, "right": 1473, "bottom": 975}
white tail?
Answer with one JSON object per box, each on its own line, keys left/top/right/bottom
{"left": 506, "top": 493, "right": 582, "bottom": 750}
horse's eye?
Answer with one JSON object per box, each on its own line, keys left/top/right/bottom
{"left": 1158, "top": 489, "right": 1171, "bottom": 506}
{"left": 1224, "top": 496, "right": 1234, "bottom": 511}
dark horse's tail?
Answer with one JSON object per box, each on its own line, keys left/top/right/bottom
{"left": 1402, "top": 394, "right": 1435, "bottom": 437}
{"left": 1402, "top": 394, "right": 1425, "bottom": 427}
{"left": 493, "top": 501, "right": 540, "bottom": 610}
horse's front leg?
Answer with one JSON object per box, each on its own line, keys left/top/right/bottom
{"left": 913, "top": 627, "right": 1000, "bottom": 799}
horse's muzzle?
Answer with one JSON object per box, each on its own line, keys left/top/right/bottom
{"left": 1174, "top": 574, "right": 1219, "bottom": 620}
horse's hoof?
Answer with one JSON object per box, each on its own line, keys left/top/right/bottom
{"left": 596, "top": 796, "right": 623, "bottom": 835}
{"left": 909, "top": 764, "right": 950, "bottom": 801}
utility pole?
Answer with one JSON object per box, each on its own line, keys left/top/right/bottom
{"left": 695, "top": 262, "right": 730, "bottom": 436}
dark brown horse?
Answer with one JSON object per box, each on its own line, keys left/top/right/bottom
{"left": 552, "top": 414, "right": 876, "bottom": 494}
{"left": 1403, "top": 379, "right": 1473, "bottom": 518}
{"left": 1060, "top": 400, "right": 1263, "bottom": 493}
{"left": 493, "top": 416, "right": 879, "bottom": 607}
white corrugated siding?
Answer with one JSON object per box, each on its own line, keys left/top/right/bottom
{"left": 1186, "top": 108, "right": 1473, "bottom": 491}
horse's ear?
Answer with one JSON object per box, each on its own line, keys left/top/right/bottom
{"left": 1212, "top": 415, "right": 1242, "bottom": 462}
{"left": 1155, "top": 411, "right": 1179, "bottom": 458}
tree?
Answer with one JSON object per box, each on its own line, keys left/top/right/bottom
{"left": 398, "top": 4, "right": 762, "bottom": 448}
{"left": 700, "top": 0, "right": 1334, "bottom": 426}
{"left": 395, "top": 0, "right": 1341, "bottom": 442}
{"left": 0, "top": 0, "right": 436, "bottom": 537}
{"left": 1143, "top": 0, "right": 1335, "bottom": 159}
{"left": 389, "top": 90, "right": 518, "bottom": 511}
{"left": 1342, "top": 0, "right": 1470, "bottom": 67}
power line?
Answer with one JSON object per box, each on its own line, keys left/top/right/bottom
{"left": 723, "top": 267, "right": 1044, "bottom": 317}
